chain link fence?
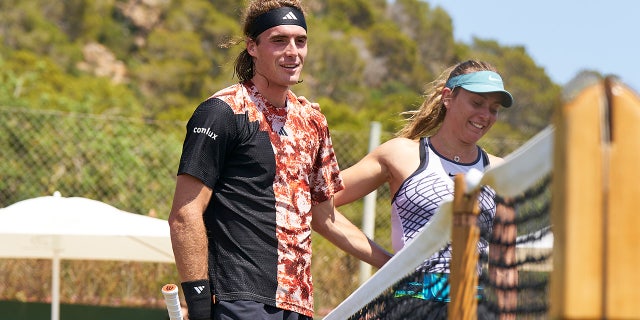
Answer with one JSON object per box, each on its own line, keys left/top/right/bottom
{"left": 0, "top": 106, "right": 184, "bottom": 217}
{"left": 0, "top": 105, "right": 523, "bottom": 315}
{"left": 0, "top": 106, "right": 391, "bottom": 218}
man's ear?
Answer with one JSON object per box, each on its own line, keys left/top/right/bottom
{"left": 247, "top": 39, "right": 257, "bottom": 57}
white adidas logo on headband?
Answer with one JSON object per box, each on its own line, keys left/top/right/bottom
{"left": 282, "top": 11, "right": 298, "bottom": 20}
{"left": 249, "top": 7, "right": 307, "bottom": 38}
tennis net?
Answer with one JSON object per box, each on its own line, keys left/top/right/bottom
{"left": 323, "top": 126, "right": 554, "bottom": 320}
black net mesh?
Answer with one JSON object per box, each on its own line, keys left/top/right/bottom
{"left": 327, "top": 174, "right": 553, "bottom": 320}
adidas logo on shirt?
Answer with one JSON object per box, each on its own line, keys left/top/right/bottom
{"left": 193, "top": 285, "right": 206, "bottom": 294}
{"left": 282, "top": 11, "right": 298, "bottom": 20}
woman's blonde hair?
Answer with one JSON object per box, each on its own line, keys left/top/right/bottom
{"left": 396, "top": 60, "right": 499, "bottom": 140}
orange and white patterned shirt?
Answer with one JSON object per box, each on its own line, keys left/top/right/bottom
{"left": 177, "top": 81, "right": 343, "bottom": 317}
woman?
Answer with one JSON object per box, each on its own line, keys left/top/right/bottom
{"left": 334, "top": 60, "right": 515, "bottom": 311}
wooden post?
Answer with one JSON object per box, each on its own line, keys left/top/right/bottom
{"left": 449, "top": 174, "right": 481, "bottom": 320}
{"left": 550, "top": 80, "right": 606, "bottom": 318}
{"left": 551, "top": 78, "right": 640, "bottom": 319}
{"left": 604, "top": 79, "right": 640, "bottom": 318}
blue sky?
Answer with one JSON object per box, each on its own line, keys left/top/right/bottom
{"left": 425, "top": 0, "right": 640, "bottom": 93}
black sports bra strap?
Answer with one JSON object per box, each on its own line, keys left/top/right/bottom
{"left": 419, "top": 137, "right": 428, "bottom": 165}
{"left": 391, "top": 137, "right": 429, "bottom": 203}
{"left": 481, "top": 148, "right": 490, "bottom": 168}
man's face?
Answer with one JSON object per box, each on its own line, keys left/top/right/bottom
{"left": 248, "top": 24, "right": 308, "bottom": 88}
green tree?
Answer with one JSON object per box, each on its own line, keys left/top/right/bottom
{"left": 390, "top": 0, "right": 456, "bottom": 85}
{"left": 328, "top": 0, "right": 377, "bottom": 28}
{"left": 469, "top": 38, "right": 562, "bottom": 138}
{"left": 0, "top": 50, "right": 144, "bottom": 116}
{"left": 366, "top": 22, "right": 418, "bottom": 91}
{"left": 132, "top": 29, "right": 211, "bottom": 115}
{"left": 303, "top": 25, "right": 367, "bottom": 105}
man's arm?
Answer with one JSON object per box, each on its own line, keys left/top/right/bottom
{"left": 168, "top": 174, "right": 213, "bottom": 320}
{"left": 311, "top": 197, "right": 392, "bottom": 269}
{"left": 168, "top": 174, "right": 212, "bottom": 281}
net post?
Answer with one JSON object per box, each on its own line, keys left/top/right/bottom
{"left": 551, "top": 76, "right": 640, "bottom": 319}
{"left": 449, "top": 174, "right": 481, "bottom": 320}
{"left": 604, "top": 78, "right": 640, "bottom": 318}
{"left": 550, "top": 80, "right": 606, "bottom": 318}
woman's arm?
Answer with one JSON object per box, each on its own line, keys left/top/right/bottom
{"left": 335, "top": 138, "right": 420, "bottom": 207}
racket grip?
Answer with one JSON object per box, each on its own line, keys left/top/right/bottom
{"left": 162, "top": 284, "right": 184, "bottom": 320}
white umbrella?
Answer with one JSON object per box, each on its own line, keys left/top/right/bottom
{"left": 0, "top": 192, "right": 175, "bottom": 320}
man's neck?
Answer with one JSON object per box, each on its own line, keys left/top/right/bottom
{"left": 251, "top": 77, "right": 290, "bottom": 108}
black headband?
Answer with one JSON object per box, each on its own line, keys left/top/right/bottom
{"left": 247, "top": 6, "right": 307, "bottom": 39}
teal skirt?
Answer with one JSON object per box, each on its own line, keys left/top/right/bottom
{"left": 394, "top": 273, "right": 483, "bottom": 302}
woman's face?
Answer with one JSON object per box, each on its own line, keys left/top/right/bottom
{"left": 443, "top": 87, "right": 502, "bottom": 143}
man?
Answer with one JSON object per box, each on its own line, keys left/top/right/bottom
{"left": 168, "top": 1, "right": 391, "bottom": 319}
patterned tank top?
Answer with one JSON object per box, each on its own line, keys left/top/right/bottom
{"left": 390, "top": 137, "right": 496, "bottom": 273}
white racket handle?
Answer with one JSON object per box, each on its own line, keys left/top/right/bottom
{"left": 162, "top": 284, "right": 184, "bottom": 320}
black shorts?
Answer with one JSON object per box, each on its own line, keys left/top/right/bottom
{"left": 213, "top": 300, "right": 312, "bottom": 320}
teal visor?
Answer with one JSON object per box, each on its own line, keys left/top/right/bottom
{"left": 445, "top": 71, "right": 513, "bottom": 107}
